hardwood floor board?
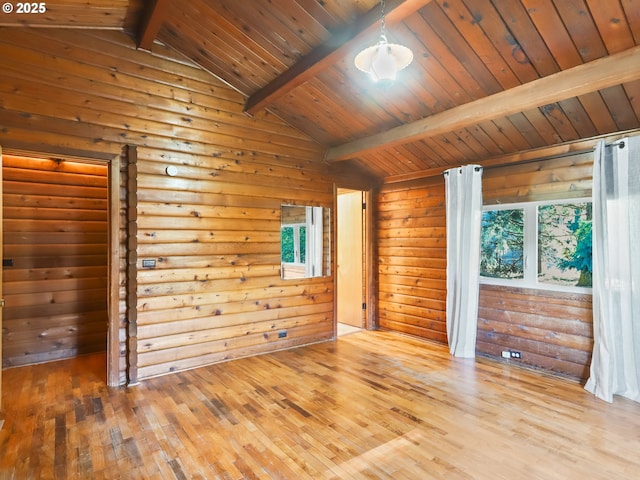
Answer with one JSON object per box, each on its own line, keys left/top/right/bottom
{"left": 1, "top": 330, "right": 640, "bottom": 479}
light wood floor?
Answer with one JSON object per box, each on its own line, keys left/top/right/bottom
{"left": 1, "top": 330, "right": 639, "bottom": 479}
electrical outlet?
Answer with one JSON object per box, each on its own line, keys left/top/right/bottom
{"left": 501, "top": 351, "right": 511, "bottom": 359}
{"left": 278, "top": 330, "right": 287, "bottom": 338}
{"left": 510, "top": 351, "right": 522, "bottom": 359}
{"left": 141, "top": 259, "right": 156, "bottom": 268}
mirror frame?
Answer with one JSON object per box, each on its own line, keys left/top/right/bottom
{"left": 280, "top": 205, "right": 331, "bottom": 279}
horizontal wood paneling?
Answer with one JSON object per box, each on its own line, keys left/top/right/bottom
{"left": 478, "top": 285, "right": 593, "bottom": 380}
{"left": 376, "top": 178, "right": 447, "bottom": 342}
{"left": 134, "top": 143, "right": 334, "bottom": 378}
{"left": 483, "top": 150, "right": 594, "bottom": 204}
{"left": 2, "top": 155, "right": 108, "bottom": 367}
{"left": 0, "top": 28, "right": 334, "bottom": 381}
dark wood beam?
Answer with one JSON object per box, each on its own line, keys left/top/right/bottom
{"left": 326, "top": 45, "right": 640, "bottom": 162}
{"left": 243, "top": 0, "right": 431, "bottom": 115}
{"left": 136, "top": 0, "right": 171, "bottom": 51}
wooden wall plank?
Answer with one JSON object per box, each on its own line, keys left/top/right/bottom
{"left": 376, "top": 178, "right": 447, "bottom": 343}
{"left": 2, "top": 155, "right": 108, "bottom": 368}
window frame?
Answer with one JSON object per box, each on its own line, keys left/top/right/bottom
{"left": 480, "top": 197, "right": 592, "bottom": 294}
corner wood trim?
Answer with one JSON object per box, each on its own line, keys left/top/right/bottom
{"left": 125, "top": 145, "right": 138, "bottom": 386}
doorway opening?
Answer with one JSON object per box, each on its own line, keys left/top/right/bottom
{"left": 337, "top": 188, "right": 366, "bottom": 335}
{"left": 0, "top": 149, "right": 121, "bottom": 402}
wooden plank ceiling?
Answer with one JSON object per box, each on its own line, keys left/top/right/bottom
{"left": 2, "top": 0, "right": 640, "bottom": 181}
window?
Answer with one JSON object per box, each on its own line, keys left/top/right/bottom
{"left": 480, "top": 199, "right": 592, "bottom": 291}
{"left": 480, "top": 208, "right": 524, "bottom": 279}
{"left": 281, "top": 224, "right": 306, "bottom": 264}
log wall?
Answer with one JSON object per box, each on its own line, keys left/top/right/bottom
{"left": 377, "top": 151, "right": 594, "bottom": 380}
{"left": 2, "top": 155, "right": 109, "bottom": 367}
{"left": 477, "top": 285, "right": 592, "bottom": 379}
{"left": 377, "top": 177, "right": 447, "bottom": 343}
{"left": 0, "top": 28, "right": 333, "bottom": 382}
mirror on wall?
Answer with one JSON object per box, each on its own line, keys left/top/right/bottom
{"left": 281, "top": 205, "right": 331, "bottom": 279}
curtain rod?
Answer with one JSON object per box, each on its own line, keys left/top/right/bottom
{"left": 606, "top": 140, "right": 625, "bottom": 149}
{"left": 441, "top": 138, "right": 628, "bottom": 177}
{"left": 442, "top": 150, "right": 589, "bottom": 175}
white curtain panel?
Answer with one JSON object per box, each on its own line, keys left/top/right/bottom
{"left": 585, "top": 137, "right": 640, "bottom": 403}
{"left": 444, "top": 165, "right": 483, "bottom": 358}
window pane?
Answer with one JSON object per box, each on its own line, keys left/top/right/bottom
{"left": 480, "top": 209, "right": 524, "bottom": 279}
{"left": 300, "top": 226, "right": 306, "bottom": 263}
{"left": 281, "top": 227, "right": 295, "bottom": 262}
{"left": 538, "top": 203, "right": 592, "bottom": 287}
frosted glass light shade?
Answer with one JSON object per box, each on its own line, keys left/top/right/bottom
{"left": 354, "top": 35, "right": 413, "bottom": 82}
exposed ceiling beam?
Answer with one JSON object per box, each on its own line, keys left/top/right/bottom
{"left": 326, "top": 45, "right": 640, "bottom": 162}
{"left": 244, "top": 0, "right": 431, "bottom": 115}
{"left": 136, "top": 0, "right": 170, "bottom": 51}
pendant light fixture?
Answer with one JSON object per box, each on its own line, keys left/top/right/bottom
{"left": 354, "top": 0, "right": 413, "bottom": 83}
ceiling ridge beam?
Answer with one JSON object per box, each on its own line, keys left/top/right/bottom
{"left": 326, "top": 45, "right": 640, "bottom": 162}
{"left": 243, "top": 0, "right": 431, "bottom": 115}
{"left": 137, "top": 0, "right": 171, "bottom": 51}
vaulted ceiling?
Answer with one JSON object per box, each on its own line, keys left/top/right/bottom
{"left": 2, "top": 0, "right": 640, "bottom": 181}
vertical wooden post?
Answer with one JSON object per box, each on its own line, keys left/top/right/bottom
{"left": 364, "top": 189, "right": 378, "bottom": 330}
{"left": 107, "top": 154, "right": 122, "bottom": 387}
{"left": 125, "top": 145, "right": 139, "bottom": 385}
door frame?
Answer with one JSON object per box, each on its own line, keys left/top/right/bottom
{"left": 337, "top": 189, "right": 365, "bottom": 328}
{"left": 0, "top": 145, "right": 122, "bottom": 392}
{"left": 362, "top": 189, "right": 376, "bottom": 330}
{"left": 334, "top": 187, "right": 376, "bottom": 332}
